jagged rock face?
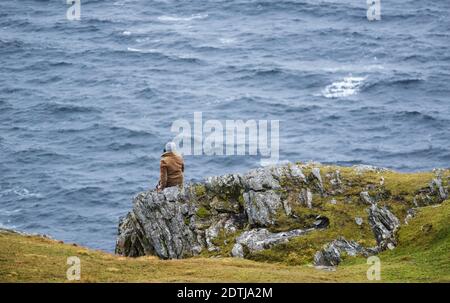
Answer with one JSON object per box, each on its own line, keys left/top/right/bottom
{"left": 116, "top": 189, "right": 203, "bottom": 259}
{"left": 368, "top": 204, "right": 400, "bottom": 250}
{"left": 115, "top": 212, "right": 146, "bottom": 257}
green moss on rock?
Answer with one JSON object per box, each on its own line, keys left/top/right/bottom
{"left": 196, "top": 206, "right": 211, "bottom": 219}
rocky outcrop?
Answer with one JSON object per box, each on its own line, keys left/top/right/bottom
{"left": 314, "top": 237, "right": 377, "bottom": 267}
{"left": 314, "top": 192, "right": 401, "bottom": 267}
{"left": 116, "top": 189, "right": 203, "bottom": 259}
{"left": 116, "top": 164, "right": 312, "bottom": 259}
{"left": 367, "top": 204, "right": 400, "bottom": 250}
{"left": 116, "top": 163, "right": 449, "bottom": 267}
{"left": 413, "top": 175, "right": 448, "bottom": 207}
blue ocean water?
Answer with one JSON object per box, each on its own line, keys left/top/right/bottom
{"left": 0, "top": 0, "right": 449, "bottom": 251}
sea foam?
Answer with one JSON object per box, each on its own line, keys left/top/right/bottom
{"left": 322, "top": 76, "right": 366, "bottom": 98}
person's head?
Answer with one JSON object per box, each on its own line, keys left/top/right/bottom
{"left": 164, "top": 141, "right": 177, "bottom": 153}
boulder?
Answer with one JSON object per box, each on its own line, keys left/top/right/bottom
{"left": 367, "top": 204, "right": 400, "bottom": 250}
{"left": 231, "top": 228, "right": 313, "bottom": 257}
{"left": 314, "top": 237, "right": 376, "bottom": 267}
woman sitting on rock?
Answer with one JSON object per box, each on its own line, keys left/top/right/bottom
{"left": 157, "top": 142, "right": 184, "bottom": 191}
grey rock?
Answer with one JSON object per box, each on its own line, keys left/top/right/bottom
{"left": 310, "top": 167, "right": 325, "bottom": 194}
{"left": 266, "top": 165, "right": 285, "bottom": 180}
{"left": 115, "top": 212, "right": 146, "bottom": 257}
{"left": 205, "top": 214, "right": 240, "bottom": 251}
{"left": 430, "top": 177, "right": 448, "bottom": 201}
{"left": 264, "top": 163, "right": 305, "bottom": 183}
{"left": 243, "top": 190, "right": 282, "bottom": 226}
{"left": 360, "top": 191, "right": 375, "bottom": 205}
{"left": 116, "top": 165, "right": 293, "bottom": 259}
{"left": 288, "top": 164, "right": 306, "bottom": 181}
{"left": 241, "top": 167, "right": 281, "bottom": 191}
{"left": 282, "top": 198, "right": 292, "bottom": 216}
{"left": 367, "top": 204, "right": 400, "bottom": 250}
{"left": 232, "top": 228, "right": 313, "bottom": 257}
{"left": 115, "top": 188, "right": 210, "bottom": 259}
{"left": 299, "top": 188, "right": 313, "bottom": 208}
{"left": 413, "top": 175, "right": 448, "bottom": 207}
{"left": 314, "top": 237, "right": 375, "bottom": 267}
{"left": 163, "top": 186, "right": 181, "bottom": 202}
{"left": 355, "top": 217, "right": 363, "bottom": 226}
{"left": 231, "top": 243, "right": 244, "bottom": 258}
{"left": 328, "top": 170, "right": 343, "bottom": 194}
{"left": 205, "top": 173, "right": 242, "bottom": 193}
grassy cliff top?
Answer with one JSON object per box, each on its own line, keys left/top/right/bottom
{"left": 1, "top": 198, "right": 449, "bottom": 282}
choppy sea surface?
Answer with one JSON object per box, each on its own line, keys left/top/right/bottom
{"left": 1, "top": 0, "right": 449, "bottom": 251}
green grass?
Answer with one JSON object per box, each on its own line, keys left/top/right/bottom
{"left": 0, "top": 200, "right": 448, "bottom": 282}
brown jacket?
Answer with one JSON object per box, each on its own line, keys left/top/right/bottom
{"left": 159, "top": 152, "right": 184, "bottom": 190}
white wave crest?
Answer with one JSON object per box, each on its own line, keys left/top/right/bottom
{"left": 127, "top": 47, "right": 158, "bottom": 53}
{"left": 157, "top": 13, "right": 208, "bottom": 22}
{"left": 0, "top": 208, "right": 22, "bottom": 215}
{"left": 0, "top": 187, "right": 42, "bottom": 199}
{"left": 219, "top": 37, "right": 237, "bottom": 44}
{"left": 322, "top": 76, "right": 366, "bottom": 98}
